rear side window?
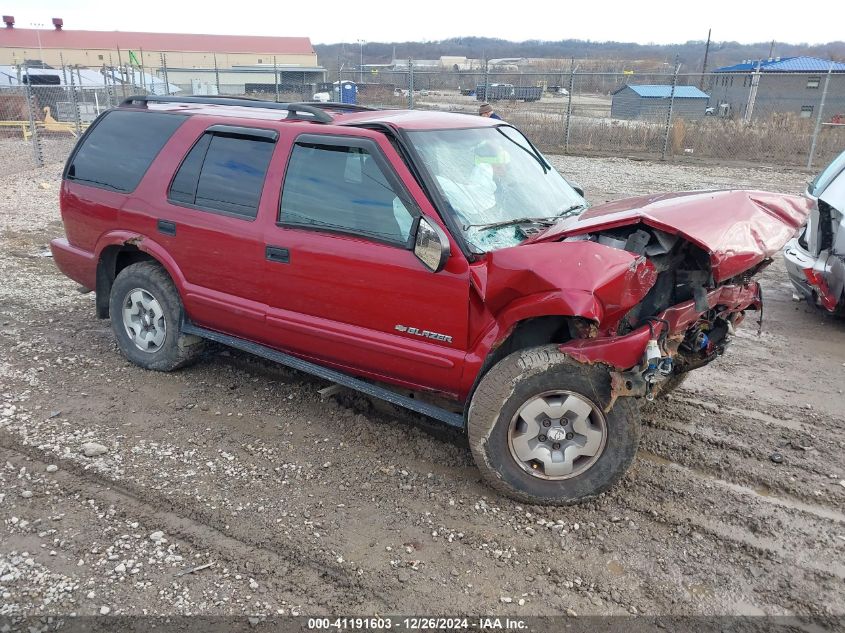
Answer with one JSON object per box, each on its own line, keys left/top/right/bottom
{"left": 66, "top": 110, "right": 187, "bottom": 192}
{"left": 169, "top": 131, "right": 275, "bottom": 219}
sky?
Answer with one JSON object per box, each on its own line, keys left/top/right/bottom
{"left": 4, "top": 0, "right": 842, "bottom": 46}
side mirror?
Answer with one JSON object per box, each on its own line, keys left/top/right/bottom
{"left": 414, "top": 217, "right": 451, "bottom": 273}
{"left": 572, "top": 183, "right": 585, "bottom": 198}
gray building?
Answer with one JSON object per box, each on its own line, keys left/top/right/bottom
{"left": 709, "top": 56, "right": 845, "bottom": 121}
{"left": 611, "top": 84, "right": 710, "bottom": 121}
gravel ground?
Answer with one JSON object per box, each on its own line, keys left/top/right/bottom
{"left": 1, "top": 156, "right": 844, "bottom": 622}
{"left": 0, "top": 137, "right": 77, "bottom": 178}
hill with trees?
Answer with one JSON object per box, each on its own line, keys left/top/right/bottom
{"left": 316, "top": 37, "right": 845, "bottom": 72}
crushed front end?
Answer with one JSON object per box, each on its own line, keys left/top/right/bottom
{"left": 541, "top": 190, "right": 812, "bottom": 404}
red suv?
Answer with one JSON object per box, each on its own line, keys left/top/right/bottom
{"left": 51, "top": 96, "right": 809, "bottom": 505}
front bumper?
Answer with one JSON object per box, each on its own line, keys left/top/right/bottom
{"left": 783, "top": 237, "right": 817, "bottom": 302}
{"left": 783, "top": 237, "right": 843, "bottom": 311}
{"left": 558, "top": 281, "right": 761, "bottom": 380}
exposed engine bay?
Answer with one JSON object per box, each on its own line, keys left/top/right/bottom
{"left": 562, "top": 224, "right": 767, "bottom": 400}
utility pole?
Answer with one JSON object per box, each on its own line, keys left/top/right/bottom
{"left": 768, "top": 40, "right": 775, "bottom": 58}
{"left": 700, "top": 28, "right": 711, "bottom": 90}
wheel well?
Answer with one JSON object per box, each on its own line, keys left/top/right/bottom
{"left": 95, "top": 245, "right": 160, "bottom": 318}
{"left": 465, "top": 315, "right": 579, "bottom": 412}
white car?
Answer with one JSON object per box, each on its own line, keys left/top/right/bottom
{"left": 312, "top": 92, "right": 331, "bottom": 103}
{"left": 783, "top": 149, "right": 845, "bottom": 314}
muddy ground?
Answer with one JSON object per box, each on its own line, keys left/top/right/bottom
{"left": 1, "top": 156, "right": 843, "bottom": 621}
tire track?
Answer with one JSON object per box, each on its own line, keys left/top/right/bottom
{"left": 0, "top": 432, "right": 389, "bottom": 614}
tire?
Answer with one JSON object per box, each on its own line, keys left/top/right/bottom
{"left": 108, "top": 261, "right": 204, "bottom": 371}
{"left": 467, "top": 345, "right": 640, "bottom": 505}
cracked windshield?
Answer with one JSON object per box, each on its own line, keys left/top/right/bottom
{"left": 408, "top": 126, "right": 586, "bottom": 251}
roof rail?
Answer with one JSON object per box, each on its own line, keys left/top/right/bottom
{"left": 119, "top": 95, "right": 334, "bottom": 123}
{"left": 289, "top": 101, "right": 376, "bottom": 113}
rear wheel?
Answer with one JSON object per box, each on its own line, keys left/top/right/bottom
{"left": 468, "top": 345, "right": 640, "bottom": 505}
{"left": 109, "top": 262, "right": 204, "bottom": 371}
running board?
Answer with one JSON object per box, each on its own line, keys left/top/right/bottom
{"left": 182, "top": 322, "right": 465, "bottom": 429}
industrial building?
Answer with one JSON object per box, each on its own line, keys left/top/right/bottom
{"left": 709, "top": 56, "right": 845, "bottom": 121}
{"left": 0, "top": 17, "right": 325, "bottom": 92}
{"left": 611, "top": 84, "right": 710, "bottom": 120}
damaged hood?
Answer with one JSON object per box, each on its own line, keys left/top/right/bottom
{"left": 475, "top": 241, "right": 658, "bottom": 324}
{"left": 531, "top": 190, "right": 812, "bottom": 282}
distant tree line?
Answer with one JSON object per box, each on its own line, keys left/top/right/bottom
{"left": 316, "top": 36, "right": 845, "bottom": 73}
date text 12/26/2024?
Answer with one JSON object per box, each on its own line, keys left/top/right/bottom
{"left": 308, "top": 617, "right": 528, "bottom": 630}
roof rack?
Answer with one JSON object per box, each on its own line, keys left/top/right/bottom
{"left": 119, "top": 95, "right": 337, "bottom": 123}
{"left": 289, "top": 101, "right": 375, "bottom": 113}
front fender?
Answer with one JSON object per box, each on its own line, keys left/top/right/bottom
{"left": 459, "top": 294, "right": 603, "bottom": 399}
{"left": 459, "top": 242, "right": 657, "bottom": 399}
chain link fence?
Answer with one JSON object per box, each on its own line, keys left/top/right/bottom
{"left": 358, "top": 67, "right": 845, "bottom": 169}
{"left": 2, "top": 57, "right": 843, "bottom": 177}
{"left": 0, "top": 80, "right": 118, "bottom": 176}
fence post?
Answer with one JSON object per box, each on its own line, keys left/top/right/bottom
{"left": 744, "top": 60, "right": 761, "bottom": 123}
{"left": 407, "top": 60, "right": 414, "bottom": 109}
{"left": 274, "top": 56, "right": 280, "bottom": 102}
{"left": 483, "top": 60, "right": 490, "bottom": 102}
{"left": 24, "top": 74, "right": 44, "bottom": 168}
{"left": 160, "top": 52, "right": 170, "bottom": 96}
{"left": 68, "top": 64, "right": 82, "bottom": 136}
{"left": 807, "top": 62, "right": 834, "bottom": 169}
{"left": 213, "top": 53, "right": 220, "bottom": 95}
{"left": 116, "top": 48, "right": 127, "bottom": 98}
{"left": 60, "top": 53, "right": 68, "bottom": 86}
{"left": 139, "top": 48, "right": 147, "bottom": 94}
{"left": 661, "top": 62, "right": 681, "bottom": 161}
{"left": 564, "top": 63, "right": 577, "bottom": 154}
{"left": 102, "top": 63, "right": 113, "bottom": 108}
{"left": 108, "top": 54, "right": 118, "bottom": 102}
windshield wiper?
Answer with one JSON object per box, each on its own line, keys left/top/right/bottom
{"left": 464, "top": 204, "right": 586, "bottom": 232}
{"left": 464, "top": 201, "right": 588, "bottom": 233}
{"left": 556, "top": 203, "right": 586, "bottom": 217}
{"left": 464, "top": 216, "right": 560, "bottom": 231}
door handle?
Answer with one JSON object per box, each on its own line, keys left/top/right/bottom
{"left": 266, "top": 246, "right": 290, "bottom": 264}
{"left": 157, "top": 219, "right": 176, "bottom": 236}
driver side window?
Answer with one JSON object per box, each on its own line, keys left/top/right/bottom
{"left": 279, "top": 140, "right": 417, "bottom": 246}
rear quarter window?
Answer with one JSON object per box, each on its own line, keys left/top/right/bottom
{"left": 66, "top": 110, "right": 187, "bottom": 193}
{"left": 167, "top": 131, "right": 275, "bottom": 219}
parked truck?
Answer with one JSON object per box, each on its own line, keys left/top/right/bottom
{"left": 476, "top": 84, "right": 543, "bottom": 102}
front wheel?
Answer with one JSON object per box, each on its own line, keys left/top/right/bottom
{"left": 467, "top": 345, "right": 640, "bottom": 505}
